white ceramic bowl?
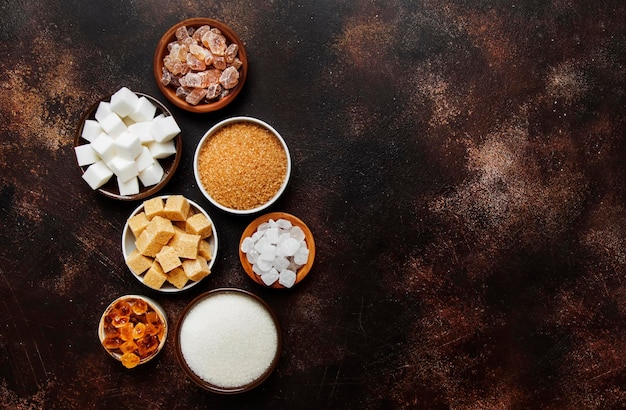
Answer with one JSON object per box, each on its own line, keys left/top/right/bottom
{"left": 193, "top": 117, "right": 291, "bottom": 215}
{"left": 121, "top": 195, "right": 218, "bottom": 292}
{"left": 98, "top": 294, "right": 168, "bottom": 368}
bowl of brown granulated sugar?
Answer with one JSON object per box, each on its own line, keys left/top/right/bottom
{"left": 193, "top": 117, "right": 291, "bottom": 214}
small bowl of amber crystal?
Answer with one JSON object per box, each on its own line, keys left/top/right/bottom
{"left": 98, "top": 295, "right": 168, "bottom": 368}
{"left": 153, "top": 18, "right": 248, "bottom": 113}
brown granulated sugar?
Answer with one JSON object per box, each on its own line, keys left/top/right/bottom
{"left": 197, "top": 122, "right": 288, "bottom": 210}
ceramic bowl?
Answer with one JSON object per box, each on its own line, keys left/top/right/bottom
{"left": 98, "top": 295, "right": 168, "bottom": 368}
{"left": 121, "top": 195, "right": 218, "bottom": 293}
{"left": 175, "top": 288, "right": 282, "bottom": 394}
{"left": 239, "top": 212, "right": 315, "bottom": 289}
{"left": 153, "top": 17, "right": 248, "bottom": 113}
{"left": 74, "top": 91, "right": 182, "bottom": 201}
{"left": 193, "top": 117, "right": 291, "bottom": 215}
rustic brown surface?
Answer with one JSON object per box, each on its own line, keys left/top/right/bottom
{"left": 1, "top": 1, "right": 625, "bottom": 408}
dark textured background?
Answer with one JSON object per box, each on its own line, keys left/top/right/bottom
{"left": 1, "top": 0, "right": 625, "bottom": 408}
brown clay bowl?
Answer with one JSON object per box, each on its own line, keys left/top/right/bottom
{"left": 239, "top": 212, "right": 315, "bottom": 289}
{"left": 74, "top": 92, "right": 182, "bottom": 201}
{"left": 175, "top": 288, "right": 282, "bottom": 393}
{"left": 153, "top": 18, "right": 248, "bottom": 113}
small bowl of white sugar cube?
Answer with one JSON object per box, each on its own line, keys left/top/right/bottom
{"left": 239, "top": 212, "right": 315, "bottom": 289}
{"left": 73, "top": 87, "right": 182, "bottom": 200}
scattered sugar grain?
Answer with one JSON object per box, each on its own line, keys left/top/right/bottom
{"left": 179, "top": 292, "right": 278, "bottom": 388}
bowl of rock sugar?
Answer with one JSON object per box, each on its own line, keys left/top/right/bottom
{"left": 73, "top": 87, "right": 182, "bottom": 200}
{"left": 239, "top": 212, "right": 315, "bottom": 289}
{"left": 175, "top": 288, "right": 281, "bottom": 394}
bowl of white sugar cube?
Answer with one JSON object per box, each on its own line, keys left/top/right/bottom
{"left": 73, "top": 87, "right": 182, "bottom": 200}
{"left": 175, "top": 288, "right": 281, "bottom": 393}
{"left": 239, "top": 212, "right": 315, "bottom": 289}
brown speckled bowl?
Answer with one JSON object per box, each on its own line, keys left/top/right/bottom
{"left": 175, "top": 288, "right": 281, "bottom": 394}
{"left": 153, "top": 18, "right": 248, "bottom": 113}
{"left": 74, "top": 92, "right": 182, "bottom": 201}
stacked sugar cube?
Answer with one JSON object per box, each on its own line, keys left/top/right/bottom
{"left": 240, "top": 218, "right": 309, "bottom": 288}
{"left": 74, "top": 87, "right": 181, "bottom": 196}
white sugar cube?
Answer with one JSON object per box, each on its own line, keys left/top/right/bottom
{"left": 118, "top": 176, "right": 140, "bottom": 196}
{"left": 259, "top": 243, "right": 277, "bottom": 261}
{"left": 128, "top": 96, "right": 157, "bottom": 122}
{"left": 94, "top": 101, "right": 112, "bottom": 123}
{"left": 150, "top": 115, "right": 180, "bottom": 143}
{"left": 74, "top": 144, "right": 100, "bottom": 166}
{"left": 113, "top": 131, "right": 142, "bottom": 160}
{"left": 128, "top": 121, "right": 154, "bottom": 143}
{"left": 135, "top": 146, "right": 155, "bottom": 172}
{"left": 81, "top": 119, "right": 103, "bottom": 142}
{"left": 90, "top": 132, "right": 116, "bottom": 162}
{"left": 82, "top": 160, "right": 113, "bottom": 190}
{"left": 138, "top": 161, "right": 163, "bottom": 187}
{"left": 261, "top": 269, "right": 279, "bottom": 286}
{"left": 278, "top": 269, "right": 297, "bottom": 288}
{"left": 147, "top": 140, "right": 176, "bottom": 159}
{"left": 108, "top": 156, "right": 138, "bottom": 182}
{"left": 98, "top": 112, "right": 128, "bottom": 137}
{"left": 110, "top": 87, "right": 139, "bottom": 117}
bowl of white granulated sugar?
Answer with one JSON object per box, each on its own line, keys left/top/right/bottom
{"left": 175, "top": 288, "right": 281, "bottom": 393}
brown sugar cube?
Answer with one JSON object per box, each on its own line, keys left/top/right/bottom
{"left": 155, "top": 245, "right": 181, "bottom": 272}
{"left": 127, "top": 212, "right": 150, "bottom": 238}
{"left": 143, "top": 261, "right": 167, "bottom": 289}
{"left": 146, "top": 215, "right": 175, "bottom": 245}
{"left": 166, "top": 266, "right": 188, "bottom": 289}
{"left": 126, "top": 249, "right": 153, "bottom": 275}
{"left": 135, "top": 229, "right": 163, "bottom": 257}
{"left": 163, "top": 195, "right": 190, "bottom": 221}
{"left": 182, "top": 256, "right": 211, "bottom": 282}
{"left": 168, "top": 231, "right": 201, "bottom": 259}
{"left": 185, "top": 213, "right": 213, "bottom": 239}
{"left": 143, "top": 197, "right": 164, "bottom": 220}
{"left": 198, "top": 239, "right": 212, "bottom": 260}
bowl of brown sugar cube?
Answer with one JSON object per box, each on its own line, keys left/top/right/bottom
{"left": 122, "top": 195, "right": 218, "bottom": 292}
{"left": 153, "top": 18, "right": 248, "bottom": 113}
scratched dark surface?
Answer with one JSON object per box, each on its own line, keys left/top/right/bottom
{"left": 1, "top": 0, "right": 625, "bottom": 408}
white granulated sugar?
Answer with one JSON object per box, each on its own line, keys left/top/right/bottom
{"left": 179, "top": 292, "right": 279, "bottom": 389}
{"left": 241, "top": 218, "right": 309, "bottom": 287}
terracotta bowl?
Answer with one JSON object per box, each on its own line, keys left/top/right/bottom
{"left": 239, "top": 212, "right": 315, "bottom": 289}
{"left": 74, "top": 92, "right": 182, "bottom": 201}
{"left": 175, "top": 288, "right": 282, "bottom": 394}
{"left": 121, "top": 195, "right": 218, "bottom": 293}
{"left": 153, "top": 17, "right": 248, "bottom": 113}
{"left": 193, "top": 117, "right": 291, "bottom": 215}
{"left": 98, "top": 295, "right": 168, "bottom": 368}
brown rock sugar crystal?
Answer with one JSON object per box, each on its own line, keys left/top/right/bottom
{"left": 197, "top": 122, "right": 288, "bottom": 210}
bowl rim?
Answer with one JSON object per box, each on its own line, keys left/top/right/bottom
{"left": 121, "top": 194, "right": 219, "bottom": 293}
{"left": 74, "top": 91, "right": 182, "bottom": 201}
{"left": 239, "top": 212, "right": 315, "bottom": 289}
{"left": 193, "top": 116, "right": 292, "bottom": 215}
{"left": 98, "top": 294, "right": 168, "bottom": 365}
{"left": 153, "top": 17, "right": 248, "bottom": 113}
{"left": 174, "top": 288, "right": 282, "bottom": 394}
